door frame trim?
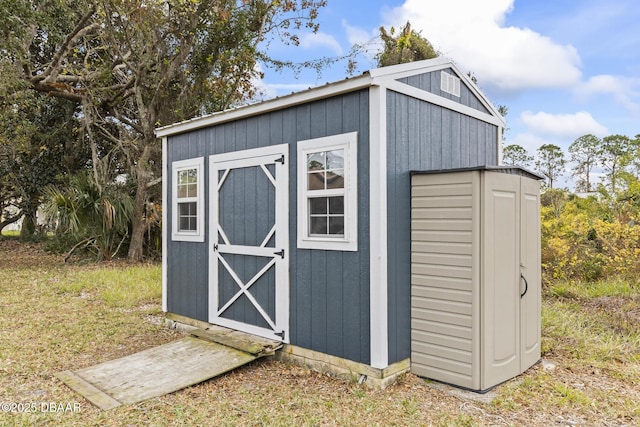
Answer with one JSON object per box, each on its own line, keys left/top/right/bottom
{"left": 208, "top": 144, "right": 289, "bottom": 342}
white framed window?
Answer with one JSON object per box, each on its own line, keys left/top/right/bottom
{"left": 172, "top": 157, "right": 205, "bottom": 242}
{"left": 297, "top": 132, "right": 358, "bottom": 251}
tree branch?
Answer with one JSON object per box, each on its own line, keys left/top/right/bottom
{"left": 39, "top": 9, "right": 100, "bottom": 84}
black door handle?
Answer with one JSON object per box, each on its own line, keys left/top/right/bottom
{"left": 520, "top": 273, "right": 528, "bottom": 298}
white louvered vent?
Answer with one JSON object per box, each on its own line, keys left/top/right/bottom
{"left": 440, "top": 71, "right": 461, "bottom": 97}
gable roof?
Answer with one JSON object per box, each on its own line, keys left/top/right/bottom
{"left": 156, "top": 57, "right": 505, "bottom": 138}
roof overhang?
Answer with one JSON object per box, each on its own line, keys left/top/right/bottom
{"left": 155, "top": 73, "right": 373, "bottom": 138}
{"left": 156, "top": 57, "right": 506, "bottom": 138}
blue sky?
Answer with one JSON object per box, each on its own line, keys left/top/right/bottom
{"left": 257, "top": 0, "right": 640, "bottom": 186}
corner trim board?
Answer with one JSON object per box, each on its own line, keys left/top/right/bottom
{"left": 161, "top": 136, "right": 168, "bottom": 312}
{"left": 369, "top": 85, "right": 389, "bottom": 369}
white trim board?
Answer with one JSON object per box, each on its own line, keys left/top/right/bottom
{"left": 369, "top": 85, "right": 389, "bottom": 369}
{"left": 383, "top": 80, "right": 505, "bottom": 127}
{"left": 156, "top": 76, "right": 371, "bottom": 138}
{"left": 156, "top": 58, "right": 505, "bottom": 139}
{"left": 161, "top": 137, "right": 168, "bottom": 313}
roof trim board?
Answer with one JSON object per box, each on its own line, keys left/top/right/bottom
{"left": 155, "top": 58, "right": 505, "bottom": 138}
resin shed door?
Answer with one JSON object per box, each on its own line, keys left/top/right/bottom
{"left": 410, "top": 169, "right": 541, "bottom": 392}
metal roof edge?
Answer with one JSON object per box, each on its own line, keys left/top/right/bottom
{"left": 156, "top": 57, "right": 507, "bottom": 138}
{"left": 155, "top": 73, "right": 373, "bottom": 138}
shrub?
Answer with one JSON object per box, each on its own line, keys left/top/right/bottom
{"left": 541, "top": 190, "right": 640, "bottom": 284}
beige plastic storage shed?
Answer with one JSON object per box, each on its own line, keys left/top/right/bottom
{"left": 410, "top": 166, "right": 542, "bottom": 392}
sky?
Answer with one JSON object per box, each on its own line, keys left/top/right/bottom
{"left": 256, "top": 0, "right": 640, "bottom": 188}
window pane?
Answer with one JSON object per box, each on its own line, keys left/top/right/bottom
{"left": 309, "top": 217, "right": 327, "bottom": 235}
{"left": 307, "top": 172, "right": 325, "bottom": 190}
{"left": 178, "top": 170, "right": 189, "bottom": 185}
{"left": 326, "top": 169, "right": 344, "bottom": 189}
{"left": 326, "top": 149, "right": 344, "bottom": 170}
{"left": 328, "top": 196, "right": 344, "bottom": 214}
{"left": 328, "top": 216, "right": 344, "bottom": 235}
{"left": 179, "top": 216, "right": 191, "bottom": 231}
{"left": 178, "top": 185, "right": 188, "bottom": 198}
{"left": 178, "top": 202, "right": 194, "bottom": 216}
{"left": 178, "top": 202, "right": 197, "bottom": 231}
{"left": 309, "top": 197, "right": 327, "bottom": 214}
{"left": 186, "top": 182, "right": 197, "bottom": 198}
{"left": 307, "top": 152, "right": 325, "bottom": 171}
{"left": 178, "top": 168, "right": 198, "bottom": 199}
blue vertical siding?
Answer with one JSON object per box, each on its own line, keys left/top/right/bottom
{"left": 167, "top": 90, "right": 371, "bottom": 364}
{"left": 400, "top": 68, "right": 491, "bottom": 115}
{"left": 386, "top": 89, "right": 499, "bottom": 364}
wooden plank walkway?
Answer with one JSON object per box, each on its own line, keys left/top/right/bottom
{"left": 56, "top": 329, "right": 281, "bottom": 410}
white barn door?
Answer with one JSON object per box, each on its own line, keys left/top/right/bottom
{"left": 209, "top": 144, "right": 289, "bottom": 342}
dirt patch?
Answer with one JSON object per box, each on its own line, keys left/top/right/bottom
{"left": 0, "top": 239, "right": 62, "bottom": 270}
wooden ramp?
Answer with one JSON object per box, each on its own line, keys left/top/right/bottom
{"left": 56, "top": 327, "right": 282, "bottom": 410}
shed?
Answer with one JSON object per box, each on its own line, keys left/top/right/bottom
{"left": 156, "top": 57, "right": 540, "bottom": 387}
{"left": 411, "top": 167, "right": 542, "bottom": 391}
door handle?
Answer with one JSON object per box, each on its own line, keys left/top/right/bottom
{"left": 520, "top": 273, "right": 528, "bottom": 298}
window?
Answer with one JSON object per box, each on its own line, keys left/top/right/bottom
{"left": 441, "top": 70, "right": 461, "bottom": 97}
{"left": 297, "top": 132, "right": 357, "bottom": 251}
{"left": 172, "top": 157, "right": 205, "bottom": 242}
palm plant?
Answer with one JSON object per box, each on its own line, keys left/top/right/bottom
{"left": 44, "top": 172, "right": 134, "bottom": 261}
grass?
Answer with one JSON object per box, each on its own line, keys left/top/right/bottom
{"left": 0, "top": 240, "right": 639, "bottom": 426}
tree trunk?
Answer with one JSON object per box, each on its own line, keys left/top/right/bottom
{"left": 19, "top": 205, "right": 37, "bottom": 241}
{"left": 127, "top": 145, "right": 152, "bottom": 261}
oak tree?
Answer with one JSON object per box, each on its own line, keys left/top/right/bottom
{"left": 1, "top": 0, "right": 326, "bottom": 259}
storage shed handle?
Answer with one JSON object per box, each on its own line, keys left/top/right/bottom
{"left": 520, "top": 273, "right": 528, "bottom": 298}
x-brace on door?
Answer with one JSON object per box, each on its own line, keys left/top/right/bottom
{"left": 209, "top": 144, "right": 289, "bottom": 342}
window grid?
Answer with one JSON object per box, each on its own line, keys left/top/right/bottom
{"left": 172, "top": 157, "right": 204, "bottom": 242}
{"left": 297, "top": 131, "right": 357, "bottom": 251}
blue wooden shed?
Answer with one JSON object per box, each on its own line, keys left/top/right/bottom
{"left": 156, "top": 57, "right": 530, "bottom": 387}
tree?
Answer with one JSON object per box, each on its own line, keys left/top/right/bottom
{"left": 568, "top": 134, "right": 601, "bottom": 193}
{"left": 0, "top": 91, "right": 85, "bottom": 238}
{"left": 536, "top": 144, "right": 566, "bottom": 189}
{"left": 502, "top": 144, "right": 533, "bottom": 168}
{"left": 1, "top": 0, "right": 326, "bottom": 259}
{"left": 377, "top": 21, "right": 438, "bottom": 67}
{"left": 599, "top": 134, "right": 632, "bottom": 193}
{"left": 627, "top": 134, "right": 640, "bottom": 179}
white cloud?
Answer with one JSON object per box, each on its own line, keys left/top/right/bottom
{"left": 342, "top": 20, "right": 376, "bottom": 46}
{"left": 520, "top": 111, "right": 608, "bottom": 139}
{"left": 385, "top": 0, "right": 582, "bottom": 92}
{"left": 575, "top": 74, "right": 640, "bottom": 114}
{"left": 507, "top": 132, "right": 549, "bottom": 155}
{"left": 300, "top": 32, "right": 343, "bottom": 55}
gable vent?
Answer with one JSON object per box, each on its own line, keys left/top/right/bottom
{"left": 440, "top": 71, "right": 461, "bottom": 97}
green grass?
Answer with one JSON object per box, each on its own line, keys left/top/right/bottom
{"left": 54, "top": 265, "right": 162, "bottom": 308}
{"left": 543, "top": 281, "right": 640, "bottom": 370}
{"left": 547, "top": 278, "right": 639, "bottom": 299}
{"left": 0, "top": 242, "right": 639, "bottom": 426}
